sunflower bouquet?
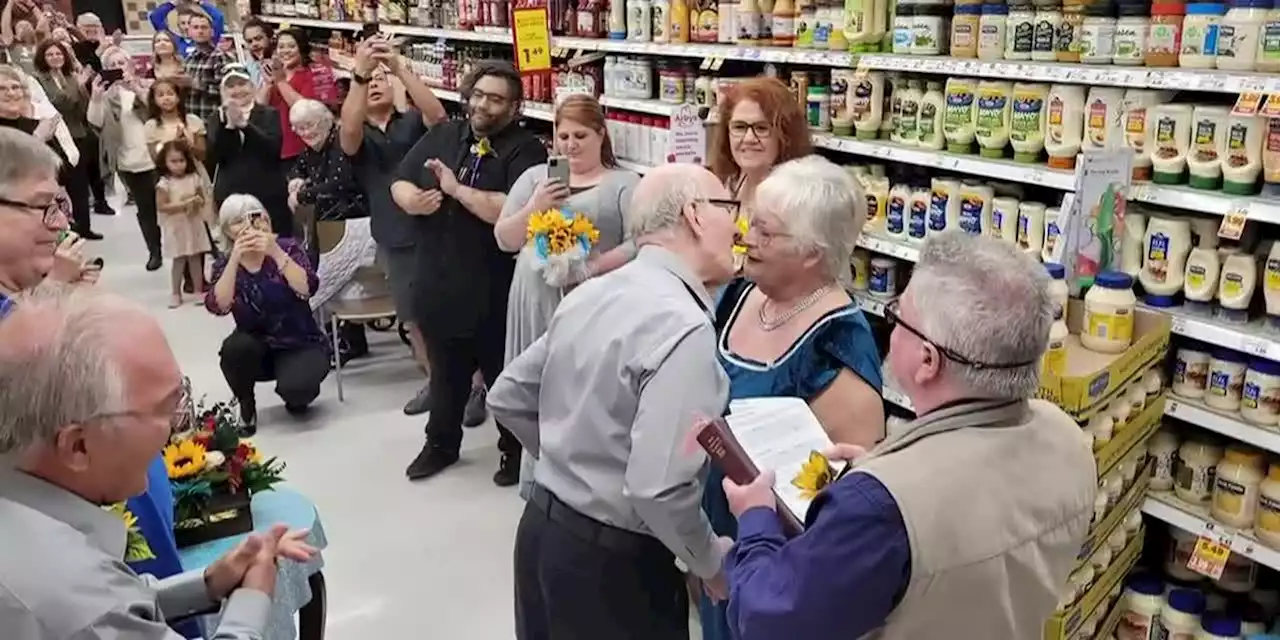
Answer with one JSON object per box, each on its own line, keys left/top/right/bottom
{"left": 525, "top": 207, "right": 601, "bottom": 287}
{"left": 165, "top": 398, "right": 285, "bottom": 543}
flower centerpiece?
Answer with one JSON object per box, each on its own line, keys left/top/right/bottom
{"left": 166, "top": 398, "right": 286, "bottom": 547}
{"left": 524, "top": 207, "right": 601, "bottom": 287}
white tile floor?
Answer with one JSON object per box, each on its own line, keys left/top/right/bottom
{"left": 92, "top": 200, "right": 705, "bottom": 640}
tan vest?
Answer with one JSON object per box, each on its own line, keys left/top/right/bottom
{"left": 856, "top": 399, "right": 1097, "bottom": 640}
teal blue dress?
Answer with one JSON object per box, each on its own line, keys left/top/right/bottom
{"left": 698, "top": 279, "right": 884, "bottom": 640}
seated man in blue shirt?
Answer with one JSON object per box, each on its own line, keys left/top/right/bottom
{"left": 149, "top": 0, "right": 225, "bottom": 59}
{"left": 720, "top": 231, "right": 1097, "bottom": 640}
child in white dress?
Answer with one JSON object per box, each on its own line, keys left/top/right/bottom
{"left": 155, "top": 139, "right": 213, "bottom": 308}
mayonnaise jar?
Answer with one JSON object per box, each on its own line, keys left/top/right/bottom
{"left": 1010, "top": 82, "right": 1049, "bottom": 163}
{"left": 1173, "top": 341, "right": 1213, "bottom": 399}
{"left": 943, "top": 77, "right": 979, "bottom": 154}
{"left": 1149, "top": 103, "right": 1194, "bottom": 184}
{"left": 1083, "top": 271, "right": 1137, "bottom": 353}
{"left": 975, "top": 80, "right": 1013, "bottom": 159}
{"left": 1242, "top": 357, "right": 1280, "bottom": 425}
{"left": 1175, "top": 436, "right": 1222, "bottom": 504}
{"left": 1117, "top": 575, "right": 1165, "bottom": 640}
{"left": 1207, "top": 348, "right": 1249, "bottom": 412}
{"left": 1255, "top": 462, "right": 1280, "bottom": 547}
{"left": 1149, "top": 427, "right": 1181, "bottom": 491}
{"left": 1211, "top": 445, "right": 1265, "bottom": 528}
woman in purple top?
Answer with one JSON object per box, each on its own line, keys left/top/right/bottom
{"left": 205, "top": 194, "right": 328, "bottom": 434}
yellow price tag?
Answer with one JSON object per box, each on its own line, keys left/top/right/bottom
{"left": 1218, "top": 203, "right": 1249, "bottom": 241}
{"left": 1233, "top": 91, "right": 1264, "bottom": 117}
{"left": 1261, "top": 93, "right": 1280, "bottom": 118}
{"left": 1187, "top": 533, "right": 1233, "bottom": 580}
{"left": 512, "top": 7, "right": 552, "bottom": 73}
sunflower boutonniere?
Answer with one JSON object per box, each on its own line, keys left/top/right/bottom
{"left": 471, "top": 137, "right": 494, "bottom": 159}
{"left": 790, "top": 451, "right": 836, "bottom": 500}
{"left": 107, "top": 503, "right": 156, "bottom": 563}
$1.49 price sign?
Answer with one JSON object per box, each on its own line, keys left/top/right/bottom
{"left": 512, "top": 6, "right": 551, "bottom": 74}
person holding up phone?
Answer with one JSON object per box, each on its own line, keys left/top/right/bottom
{"left": 205, "top": 194, "right": 328, "bottom": 434}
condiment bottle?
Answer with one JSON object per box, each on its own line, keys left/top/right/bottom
{"left": 912, "top": 3, "right": 951, "bottom": 54}
{"left": 610, "top": 0, "right": 629, "bottom": 37}
{"left": 1182, "top": 1, "right": 1227, "bottom": 66}
{"left": 1113, "top": 1, "right": 1150, "bottom": 64}
{"left": 980, "top": 2, "right": 1011, "bottom": 57}
{"left": 796, "top": 0, "right": 815, "bottom": 46}
{"left": 1057, "top": 0, "right": 1086, "bottom": 60}
{"left": 943, "top": 77, "right": 979, "bottom": 153}
{"left": 1147, "top": 0, "right": 1186, "bottom": 65}
{"left": 1257, "top": 0, "right": 1280, "bottom": 71}
{"left": 738, "top": 0, "right": 763, "bottom": 42}
{"left": 1006, "top": 0, "right": 1037, "bottom": 58}
{"left": 918, "top": 80, "right": 946, "bottom": 150}
{"left": 1079, "top": 1, "right": 1118, "bottom": 63}
{"left": 773, "top": 0, "right": 798, "bottom": 45}
{"left": 952, "top": 3, "right": 982, "bottom": 56}
{"left": 893, "top": 1, "right": 917, "bottom": 52}
{"left": 652, "top": 0, "right": 671, "bottom": 41}
{"left": 1218, "top": 0, "right": 1269, "bottom": 71}
{"left": 1033, "top": 0, "right": 1063, "bottom": 59}
{"left": 975, "top": 80, "right": 1013, "bottom": 159}
{"left": 1045, "top": 84, "right": 1086, "bottom": 169}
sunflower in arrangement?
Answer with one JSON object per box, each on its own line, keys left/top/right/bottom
{"left": 525, "top": 207, "right": 602, "bottom": 287}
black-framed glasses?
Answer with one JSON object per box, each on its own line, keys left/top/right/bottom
{"left": 0, "top": 196, "right": 62, "bottom": 226}
{"left": 728, "top": 120, "right": 772, "bottom": 140}
{"left": 702, "top": 198, "right": 741, "bottom": 219}
{"left": 884, "top": 300, "right": 1038, "bottom": 371}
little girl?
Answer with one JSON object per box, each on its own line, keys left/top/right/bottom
{"left": 144, "top": 79, "right": 206, "bottom": 161}
{"left": 155, "top": 139, "right": 214, "bottom": 308}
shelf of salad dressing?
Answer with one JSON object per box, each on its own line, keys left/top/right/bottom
{"left": 1163, "top": 396, "right": 1280, "bottom": 458}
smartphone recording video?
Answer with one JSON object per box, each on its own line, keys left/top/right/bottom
{"left": 100, "top": 68, "right": 124, "bottom": 84}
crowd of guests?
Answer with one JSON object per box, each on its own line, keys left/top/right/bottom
{"left": 0, "top": 6, "right": 1109, "bottom": 637}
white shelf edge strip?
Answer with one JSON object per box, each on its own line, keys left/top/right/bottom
{"left": 260, "top": 17, "right": 1278, "bottom": 94}
{"left": 1142, "top": 493, "right": 1280, "bottom": 571}
{"left": 1164, "top": 397, "right": 1280, "bottom": 458}
{"left": 1157, "top": 306, "right": 1280, "bottom": 362}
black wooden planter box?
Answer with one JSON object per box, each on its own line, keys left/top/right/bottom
{"left": 174, "top": 491, "right": 254, "bottom": 549}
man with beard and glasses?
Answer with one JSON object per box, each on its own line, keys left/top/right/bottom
{"left": 240, "top": 18, "right": 271, "bottom": 87}
{"left": 339, "top": 34, "right": 447, "bottom": 416}
{"left": 392, "top": 60, "right": 545, "bottom": 485}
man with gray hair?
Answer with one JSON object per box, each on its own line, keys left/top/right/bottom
{"left": 0, "top": 127, "right": 96, "bottom": 311}
{"left": 489, "top": 163, "right": 741, "bottom": 639}
{"left": 719, "top": 231, "right": 1096, "bottom": 639}
{"left": 0, "top": 285, "right": 316, "bottom": 639}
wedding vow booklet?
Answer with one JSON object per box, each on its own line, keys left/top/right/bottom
{"left": 696, "top": 397, "right": 846, "bottom": 536}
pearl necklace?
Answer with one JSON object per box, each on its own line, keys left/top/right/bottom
{"left": 757, "top": 285, "right": 832, "bottom": 332}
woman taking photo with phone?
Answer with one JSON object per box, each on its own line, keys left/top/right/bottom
{"left": 256, "top": 28, "right": 319, "bottom": 167}
{"left": 205, "top": 194, "right": 328, "bottom": 434}
{"left": 492, "top": 94, "right": 640, "bottom": 497}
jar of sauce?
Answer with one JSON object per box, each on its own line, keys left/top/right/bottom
{"left": 1255, "top": 462, "right": 1280, "bottom": 547}
{"left": 1211, "top": 445, "right": 1265, "bottom": 528}
{"left": 1173, "top": 341, "right": 1213, "bottom": 398}
{"left": 1082, "top": 271, "right": 1137, "bottom": 354}
{"left": 1058, "top": 0, "right": 1086, "bottom": 60}
{"left": 952, "top": 3, "right": 982, "bottom": 56}
{"left": 1175, "top": 436, "right": 1223, "bottom": 504}
{"left": 1147, "top": 0, "right": 1186, "bottom": 65}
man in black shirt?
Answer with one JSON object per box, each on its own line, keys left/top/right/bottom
{"left": 393, "top": 60, "right": 546, "bottom": 485}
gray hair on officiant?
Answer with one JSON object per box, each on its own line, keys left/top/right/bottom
{"left": 908, "top": 231, "right": 1054, "bottom": 398}
{"left": 753, "top": 155, "right": 865, "bottom": 285}
{"left": 0, "top": 284, "right": 130, "bottom": 453}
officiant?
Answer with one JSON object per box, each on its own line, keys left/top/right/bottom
{"left": 487, "top": 164, "right": 742, "bottom": 640}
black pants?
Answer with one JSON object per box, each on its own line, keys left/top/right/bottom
{"left": 78, "top": 132, "right": 109, "bottom": 209}
{"left": 218, "top": 331, "right": 329, "bottom": 411}
{"left": 422, "top": 322, "right": 518, "bottom": 456}
{"left": 514, "top": 486, "right": 689, "bottom": 640}
{"left": 119, "top": 170, "right": 161, "bottom": 258}
{"left": 61, "top": 159, "right": 92, "bottom": 235}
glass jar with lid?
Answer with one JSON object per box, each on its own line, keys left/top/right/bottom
{"left": 1146, "top": 0, "right": 1186, "bottom": 65}
{"left": 1211, "top": 445, "right": 1266, "bottom": 528}
{"left": 980, "top": 2, "right": 1011, "bottom": 58}
{"left": 1058, "top": 0, "right": 1087, "bottom": 60}
{"left": 1175, "top": 435, "right": 1223, "bottom": 504}
{"left": 952, "top": 3, "right": 983, "bottom": 56}
{"left": 1006, "top": 1, "right": 1038, "bottom": 58}
{"left": 1079, "top": 1, "right": 1119, "bottom": 63}
{"left": 1113, "top": 1, "right": 1150, "bottom": 64}
{"left": 1033, "top": 0, "right": 1063, "bottom": 59}
{"left": 1241, "top": 357, "right": 1280, "bottom": 425}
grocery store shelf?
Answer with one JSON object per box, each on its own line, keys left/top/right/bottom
{"left": 1129, "top": 182, "right": 1280, "bottom": 224}
{"left": 812, "top": 134, "right": 1077, "bottom": 190}
{"left": 852, "top": 291, "right": 889, "bottom": 317}
{"left": 555, "top": 36, "right": 857, "bottom": 66}
{"left": 1151, "top": 304, "right": 1280, "bottom": 361}
{"left": 1142, "top": 492, "right": 1280, "bottom": 571}
{"left": 856, "top": 234, "right": 919, "bottom": 262}
{"left": 853, "top": 54, "right": 1280, "bottom": 94}
{"left": 1164, "top": 396, "right": 1280, "bottom": 457}
{"left": 259, "top": 16, "right": 514, "bottom": 43}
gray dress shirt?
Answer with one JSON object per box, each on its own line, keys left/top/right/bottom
{"left": 0, "top": 467, "right": 270, "bottom": 639}
{"left": 489, "top": 245, "right": 731, "bottom": 579}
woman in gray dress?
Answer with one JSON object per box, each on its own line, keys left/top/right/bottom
{"left": 493, "top": 94, "right": 640, "bottom": 497}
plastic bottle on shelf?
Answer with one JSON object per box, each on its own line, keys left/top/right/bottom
{"left": 1174, "top": 341, "right": 1213, "bottom": 398}
{"left": 866, "top": 174, "right": 890, "bottom": 233}
{"left": 739, "top": 0, "right": 764, "bottom": 41}
{"left": 980, "top": 2, "right": 1011, "bottom": 58}
{"left": 1212, "top": 445, "right": 1266, "bottom": 528}
{"left": 1045, "top": 84, "right": 1086, "bottom": 170}
{"left": 1033, "top": 0, "right": 1063, "bottom": 59}
{"left": 1221, "top": 114, "right": 1264, "bottom": 195}
{"left": 828, "top": 0, "right": 851, "bottom": 50}
{"left": 1148, "top": 427, "right": 1180, "bottom": 491}
{"left": 1182, "top": 1, "right": 1226, "bottom": 66}
{"left": 897, "top": 78, "right": 923, "bottom": 146}
{"left": 1113, "top": 1, "right": 1150, "bottom": 63}
{"left": 907, "top": 183, "right": 931, "bottom": 244}
{"left": 1140, "top": 216, "right": 1192, "bottom": 307}
{"left": 1217, "top": 249, "right": 1257, "bottom": 322}
{"left": 652, "top": 0, "right": 671, "bottom": 41}
{"left": 795, "top": 0, "right": 815, "bottom": 46}
{"left": 1084, "top": 87, "right": 1126, "bottom": 153}
{"left": 991, "top": 196, "right": 1020, "bottom": 242}
{"left": 1079, "top": 1, "right": 1118, "bottom": 62}
{"left": 880, "top": 73, "right": 899, "bottom": 140}
{"left": 1083, "top": 271, "right": 1137, "bottom": 353}
{"left": 1157, "top": 588, "right": 1203, "bottom": 640}
{"left": 773, "top": 0, "right": 798, "bottom": 45}
{"left": 1199, "top": 615, "right": 1244, "bottom": 640}
{"left": 893, "top": 2, "right": 916, "bottom": 52}
{"left": 1017, "top": 201, "right": 1046, "bottom": 254}
{"left": 943, "top": 77, "right": 979, "bottom": 153}
{"left": 1257, "top": 0, "right": 1280, "bottom": 70}
{"left": 610, "top": 0, "right": 629, "bottom": 38}
{"left": 1265, "top": 242, "right": 1280, "bottom": 331}
{"left": 1045, "top": 261, "right": 1069, "bottom": 320}
{"left": 1147, "top": 1, "right": 1186, "bottom": 65}
{"left": 886, "top": 181, "right": 910, "bottom": 239}
{"left": 952, "top": 3, "right": 982, "bottom": 55}
{"left": 628, "top": 0, "right": 653, "bottom": 40}
{"left": 1121, "top": 210, "right": 1146, "bottom": 279}
{"left": 958, "top": 181, "right": 995, "bottom": 234}
{"left": 1207, "top": 348, "right": 1249, "bottom": 411}
{"left": 1175, "top": 436, "right": 1224, "bottom": 504}
{"left": 845, "top": 72, "right": 878, "bottom": 139}
{"left": 1264, "top": 117, "right": 1280, "bottom": 196}
{"left": 1042, "top": 206, "right": 1061, "bottom": 260}
{"left": 1184, "top": 245, "right": 1222, "bottom": 311}
{"left": 1145, "top": 367, "right": 1164, "bottom": 402}
{"left": 1149, "top": 103, "right": 1194, "bottom": 184}
{"left": 1006, "top": 0, "right": 1038, "bottom": 58}
{"left": 912, "top": 3, "right": 950, "bottom": 54}
{"left": 869, "top": 256, "right": 898, "bottom": 297}
{"left": 928, "top": 177, "right": 962, "bottom": 234}
{"left": 1189, "top": 105, "right": 1230, "bottom": 190}
{"left": 1123, "top": 90, "right": 1171, "bottom": 181}
{"left": 975, "top": 80, "right": 1013, "bottom": 159}
{"left": 1058, "top": 0, "right": 1086, "bottom": 60}
{"left": 918, "top": 80, "right": 946, "bottom": 149}
{"left": 1218, "top": 0, "right": 1270, "bottom": 69}
{"left": 1257, "top": 463, "right": 1280, "bottom": 546}
{"left": 1242, "top": 358, "right": 1280, "bottom": 425}
{"left": 1010, "top": 82, "right": 1049, "bottom": 164}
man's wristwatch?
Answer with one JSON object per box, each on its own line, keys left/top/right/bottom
{"left": 352, "top": 72, "right": 371, "bottom": 85}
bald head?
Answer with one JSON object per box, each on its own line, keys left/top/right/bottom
{"left": 627, "top": 164, "right": 730, "bottom": 238}
{"left": 0, "top": 284, "right": 170, "bottom": 454}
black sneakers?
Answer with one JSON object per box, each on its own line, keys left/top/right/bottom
{"left": 405, "top": 446, "right": 459, "bottom": 481}
{"left": 493, "top": 452, "right": 520, "bottom": 487}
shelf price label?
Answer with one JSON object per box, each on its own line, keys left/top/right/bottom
{"left": 1233, "top": 92, "right": 1264, "bottom": 117}
{"left": 1218, "top": 202, "right": 1249, "bottom": 241}
{"left": 1187, "top": 522, "right": 1236, "bottom": 580}
{"left": 512, "top": 7, "right": 551, "bottom": 74}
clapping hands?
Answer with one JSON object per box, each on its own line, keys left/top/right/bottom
{"left": 203, "top": 525, "right": 318, "bottom": 600}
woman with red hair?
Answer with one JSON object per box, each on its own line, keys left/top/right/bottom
{"left": 708, "top": 77, "right": 813, "bottom": 210}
